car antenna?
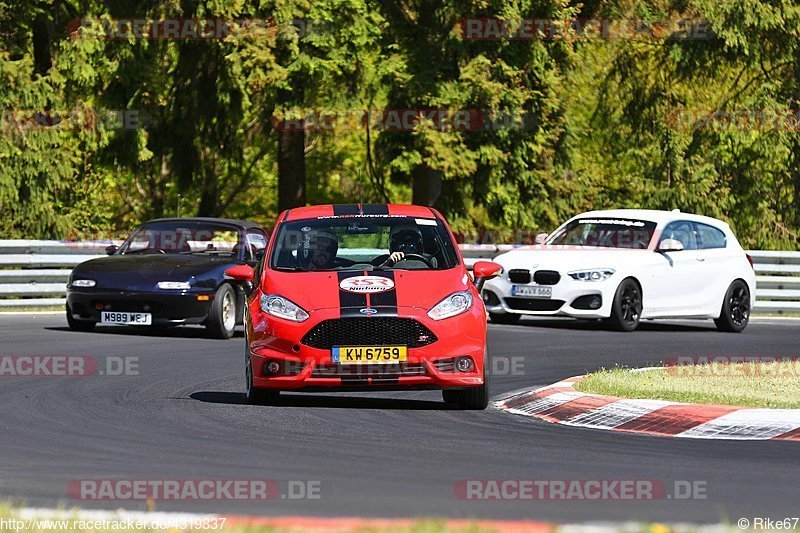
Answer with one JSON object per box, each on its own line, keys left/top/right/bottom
{"left": 358, "top": 189, "right": 364, "bottom": 215}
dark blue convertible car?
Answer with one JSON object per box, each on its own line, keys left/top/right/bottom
{"left": 66, "top": 217, "right": 268, "bottom": 338}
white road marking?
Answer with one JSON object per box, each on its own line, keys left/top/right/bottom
{"left": 560, "top": 399, "right": 676, "bottom": 430}
{"left": 678, "top": 409, "right": 800, "bottom": 440}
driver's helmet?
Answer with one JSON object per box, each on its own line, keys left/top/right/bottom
{"left": 389, "top": 224, "right": 423, "bottom": 254}
{"left": 299, "top": 229, "right": 339, "bottom": 268}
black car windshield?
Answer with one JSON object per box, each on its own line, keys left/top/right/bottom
{"left": 270, "top": 216, "right": 459, "bottom": 271}
{"left": 119, "top": 221, "right": 243, "bottom": 256}
{"left": 546, "top": 218, "right": 657, "bottom": 249}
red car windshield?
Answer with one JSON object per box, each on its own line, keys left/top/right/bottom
{"left": 547, "top": 218, "right": 657, "bottom": 249}
{"left": 270, "top": 216, "right": 459, "bottom": 271}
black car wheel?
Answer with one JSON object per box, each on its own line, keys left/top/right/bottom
{"left": 607, "top": 278, "right": 642, "bottom": 332}
{"left": 714, "top": 280, "right": 750, "bottom": 333}
{"left": 245, "top": 346, "right": 279, "bottom": 405}
{"left": 488, "top": 312, "right": 521, "bottom": 325}
{"left": 66, "top": 306, "right": 95, "bottom": 332}
{"left": 207, "top": 284, "right": 237, "bottom": 339}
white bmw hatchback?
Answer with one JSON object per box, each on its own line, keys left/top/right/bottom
{"left": 481, "top": 209, "right": 756, "bottom": 332}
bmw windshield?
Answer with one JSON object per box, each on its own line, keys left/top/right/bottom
{"left": 270, "top": 216, "right": 459, "bottom": 271}
{"left": 546, "top": 218, "right": 657, "bottom": 249}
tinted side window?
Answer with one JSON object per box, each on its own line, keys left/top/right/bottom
{"left": 661, "top": 220, "right": 698, "bottom": 250}
{"left": 695, "top": 223, "right": 727, "bottom": 249}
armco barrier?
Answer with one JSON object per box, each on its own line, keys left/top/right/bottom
{"left": 0, "top": 241, "right": 798, "bottom": 314}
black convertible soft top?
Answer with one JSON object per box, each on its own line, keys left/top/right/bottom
{"left": 147, "top": 217, "right": 263, "bottom": 230}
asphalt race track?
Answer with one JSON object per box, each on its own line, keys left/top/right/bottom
{"left": 1, "top": 314, "right": 799, "bottom": 524}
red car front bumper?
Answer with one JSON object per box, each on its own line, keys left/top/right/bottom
{"left": 246, "top": 300, "right": 486, "bottom": 391}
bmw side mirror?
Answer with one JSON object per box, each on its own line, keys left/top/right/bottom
{"left": 105, "top": 244, "right": 119, "bottom": 256}
{"left": 657, "top": 239, "right": 684, "bottom": 253}
{"left": 534, "top": 232, "right": 549, "bottom": 244}
{"left": 225, "top": 265, "right": 255, "bottom": 282}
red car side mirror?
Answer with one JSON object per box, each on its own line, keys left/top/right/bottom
{"left": 473, "top": 261, "right": 502, "bottom": 279}
{"left": 224, "top": 265, "right": 255, "bottom": 282}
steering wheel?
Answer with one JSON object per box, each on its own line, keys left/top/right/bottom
{"left": 371, "top": 253, "right": 435, "bottom": 268}
{"left": 391, "top": 253, "right": 434, "bottom": 268}
{"left": 371, "top": 254, "right": 390, "bottom": 266}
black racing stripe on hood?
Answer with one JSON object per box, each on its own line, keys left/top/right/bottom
{"left": 337, "top": 271, "right": 367, "bottom": 317}
{"left": 369, "top": 271, "right": 397, "bottom": 316}
{"left": 360, "top": 204, "right": 389, "bottom": 215}
{"left": 332, "top": 204, "right": 361, "bottom": 216}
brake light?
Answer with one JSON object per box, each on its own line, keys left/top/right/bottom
{"left": 746, "top": 254, "right": 754, "bottom": 270}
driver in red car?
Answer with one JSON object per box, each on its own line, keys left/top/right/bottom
{"left": 300, "top": 230, "right": 340, "bottom": 270}
{"left": 381, "top": 224, "right": 438, "bottom": 268}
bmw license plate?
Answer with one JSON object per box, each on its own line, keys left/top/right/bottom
{"left": 511, "top": 285, "right": 552, "bottom": 299}
{"left": 100, "top": 311, "right": 152, "bottom": 325}
{"left": 332, "top": 346, "right": 408, "bottom": 364}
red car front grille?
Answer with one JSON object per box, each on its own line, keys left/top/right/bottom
{"left": 301, "top": 318, "right": 438, "bottom": 349}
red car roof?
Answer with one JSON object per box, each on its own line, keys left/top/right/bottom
{"left": 281, "top": 204, "right": 439, "bottom": 222}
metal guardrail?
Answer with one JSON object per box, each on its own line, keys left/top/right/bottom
{"left": 1, "top": 240, "right": 798, "bottom": 314}
{"left": 0, "top": 240, "right": 110, "bottom": 309}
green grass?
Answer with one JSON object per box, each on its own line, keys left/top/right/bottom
{"left": 0, "top": 503, "right": 771, "bottom": 532}
{"left": 0, "top": 504, "right": 500, "bottom": 533}
{"left": 575, "top": 362, "right": 800, "bottom": 409}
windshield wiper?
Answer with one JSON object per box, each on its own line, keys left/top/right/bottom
{"left": 123, "top": 249, "right": 166, "bottom": 255}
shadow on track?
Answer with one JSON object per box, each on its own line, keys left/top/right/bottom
{"left": 493, "top": 317, "right": 716, "bottom": 333}
{"left": 45, "top": 325, "right": 244, "bottom": 339}
{"left": 190, "top": 391, "right": 452, "bottom": 410}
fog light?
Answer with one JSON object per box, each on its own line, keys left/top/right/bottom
{"left": 263, "top": 360, "right": 281, "bottom": 376}
{"left": 455, "top": 357, "right": 474, "bottom": 372}
{"left": 571, "top": 294, "right": 603, "bottom": 310}
{"left": 482, "top": 290, "right": 500, "bottom": 306}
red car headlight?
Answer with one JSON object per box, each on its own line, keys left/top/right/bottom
{"left": 260, "top": 294, "right": 310, "bottom": 322}
{"left": 428, "top": 291, "right": 473, "bottom": 320}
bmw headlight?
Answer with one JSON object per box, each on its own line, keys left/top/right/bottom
{"left": 260, "top": 294, "right": 309, "bottom": 322}
{"left": 157, "top": 281, "right": 191, "bottom": 290}
{"left": 428, "top": 291, "right": 473, "bottom": 320}
{"left": 70, "top": 279, "right": 96, "bottom": 288}
{"left": 568, "top": 269, "right": 615, "bottom": 282}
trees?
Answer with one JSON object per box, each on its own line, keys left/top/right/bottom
{"left": 0, "top": 0, "right": 798, "bottom": 248}
{"left": 374, "top": 0, "right": 577, "bottom": 234}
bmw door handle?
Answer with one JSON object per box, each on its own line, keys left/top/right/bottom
{"left": 696, "top": 257, "right": 706, "bottom": 262}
